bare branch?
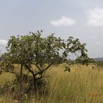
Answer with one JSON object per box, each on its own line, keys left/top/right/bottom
{"left": 34, "top": 62, "right": 54, "bottom": 77}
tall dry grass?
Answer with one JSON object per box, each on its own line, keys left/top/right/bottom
{"left": 0, "top": 64, "right": 103, "bottom": 103}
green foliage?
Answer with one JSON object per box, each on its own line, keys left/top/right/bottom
{"left": 0, "top": 30, "right": 91, "bottom": 99}
{"left": 64, "top": 66, "right": 71, "bottom": 72}
{"left": 4, "top": 31, "right": 90, "bottom": 66}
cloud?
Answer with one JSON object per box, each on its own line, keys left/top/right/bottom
{"left": 96, "top": 42, "right": 102, "bottom": 45}
{"left": 91, "top": 36, "right": 97, "bottom": 40}
{"left": 50, "top": 16, "right": 76, "bottom": 26}
{"left": 0, "top": 39, "right": 7, "bottom": 46}
{"left": 87, "top": 8, "right": 103, "bottom": 27}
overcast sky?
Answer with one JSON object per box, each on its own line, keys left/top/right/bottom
{"left": 0, "top": 0, "right": 103, "bottom": 58}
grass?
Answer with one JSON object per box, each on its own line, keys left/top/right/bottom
{"left": 0, "top": 64, "right": 103, "bottom": 103}
{"left": 0, "top": 72, "right": 15, "bottom": 85}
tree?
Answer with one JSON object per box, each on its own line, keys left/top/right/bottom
{"left": 1, "top": 31, "right": 91, "bottom": 93}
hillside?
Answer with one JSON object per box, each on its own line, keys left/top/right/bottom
{"left": 93, "top": 57, "right": 103, "bottom": 61}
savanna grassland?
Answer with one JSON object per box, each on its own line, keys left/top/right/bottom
{"left": 0, "top": 64, "right": 103, "bottom": 103}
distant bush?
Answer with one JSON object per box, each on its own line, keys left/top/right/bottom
{"left": 95, "top": 61, "right": 103, "bottom": 68}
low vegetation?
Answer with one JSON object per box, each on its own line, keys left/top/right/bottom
{"left": 0, "top": 64, "right": 103, "bottom": 103}
{"left": 0, "top": 31, "right": 94, "bottom": 103}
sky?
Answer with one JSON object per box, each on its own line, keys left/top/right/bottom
{"left": 0, "top": 0, "right": 103, "bottom": 58}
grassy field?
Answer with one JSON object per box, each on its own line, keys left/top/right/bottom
{"left": 0, "top": 64, "right": 103, "bottom": 103}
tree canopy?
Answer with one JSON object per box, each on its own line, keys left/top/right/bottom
{"left": 0, "top": 31, "right": 92, "bottom": 94}
{"left": 3, "top": 31, "right": 90, "bottom": 66}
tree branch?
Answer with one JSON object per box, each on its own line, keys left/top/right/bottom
{"left": 25, "top": 62, "right": 54, "bottom": 79}
{"left": 34, "top": 62, "right": 54, "bottom": 77}
{"left": 25, "top": 64, "right": 35, "bottom": 77}
{"left": 35, "top": 63, "right": 41, "bottom": 71}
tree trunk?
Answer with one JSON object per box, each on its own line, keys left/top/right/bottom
{"left": 24, "top": 64, "right": 37, "bottom": 92}
{"left": 33, "top": 75, "right": 37, "bottom": 93}
{"left": 19, "top": 64, "right": 23, "bottom": 90}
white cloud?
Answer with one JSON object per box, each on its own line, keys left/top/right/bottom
{"left": 0, "top": 39, "right": 7, "bottom": 46}
{"left": 91, "top": 36, "right": 97, "bottom": 40}
{"left": 87, "top": 8, "right": 103, "bottom": 27}
{"left": 50, "top": 16, "right": 76, "bottom": 26}
{"left": 96, "top": 42, "right": 102, "bottom": 45}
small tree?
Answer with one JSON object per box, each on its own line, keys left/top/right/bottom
{"left": 1, "top": 31, "right": 91, "bottom": 94}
